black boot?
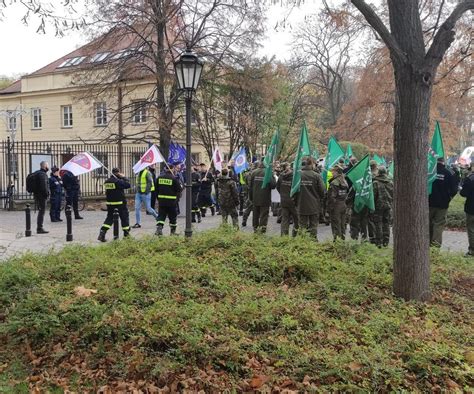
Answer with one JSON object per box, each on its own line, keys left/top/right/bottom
{"left": 242, "top": 218, "right": 247, "bottom": 227}
{"left": 124, "top": 230, "right": 130, "bottom": 238}
{"left": 192, "top": 212, "right": 196, "bottom": 223}
{"left": 201, "top": 208, "right": 206, "bottom": 217}
{"left": 197, "top": 212, "right": 202, "bottom": 223}
{"left": 155, "top": 224, "right": 163, "bottom": 236}
{"left": 170, "top": 226, "right": 178, "bottom": 236}
{"left": 211, "top": 206, "right": 215, "bottom": 216}
{"left": 98, "top": 230, "right": 106, "bottom": 242}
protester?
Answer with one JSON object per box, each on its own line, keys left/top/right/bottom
{"left": 249, "top": 161, "right": 275, "bottom": 233}
{"left": 198, "top": 163, "right": 215, "bottom": 217}
{"left": 277, "top": 162, "right": 299, "bottom": 236}
{"left": 98, "top": 168, "right": 131, "bottom": 242}
{"left": 242, "top": 162, "right": 258, "bottom": 227}
{"left": 62, "top": 169, "right": 83, "bottom": 219}
{"left": 49, "top": 166, "right": 63, "bottom": 222}
{"left": 327, "top": 164, "right": 349, "bottom": 240}
{"left": 32, "top": 161, "right": 50, "bottom": 234}
{"left": 429, "top": 158, "right": 459, "bottom": 247}
{"left": 191, "top": 166, "right": 202, "bottom": 223}
{"left": 295, "top": 158, "right": 326, "bottom": 240}
{"left": 216, "top": 168, "right": 240, "bottom": 228}
{"left": 460, "top": 162, "right": 474, "bottom": 256}
{"left": 372, "top": 166, "right": 393, "bottom": 247}
{"left": 367, "top": 160, "right": 379, "bottom": 243}
{"left": 133, "top": 166, "right": 158, "bottom": 228}
{"left": 155, "top": 165, "right": 183, "bottom": 236}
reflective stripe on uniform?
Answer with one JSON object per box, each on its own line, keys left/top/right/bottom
{"left": 106, "top": 201, "right": 123, "bottom": 205}
{"left": 156, "top": 221, "right": 165, "bottom": 225}
{"left": 158, "top": 195, "right": 177, "bottom": 199}
{"left": 102, "top": 224, "right": 111, "bottom": 229}
{"left": 170, "top": 224, "right": 177, "bottom": 227}
{"left": 122, "top": 226, "right": 130, "bottom": 230}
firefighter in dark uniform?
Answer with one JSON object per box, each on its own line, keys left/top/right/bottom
{"left": 98, "top": 168, "right": 131, "bottom": 242}
{"left": 49, "top": 166, "right": 63, "bottom": 222}
{"left": 191, "top": 166, "right": 202, "bottom": 223}
{"left": 155, "top": 165, "right": 183, "bottom": 236}
{"left": 198, "top": 163, "right": 215, "bottom": 217}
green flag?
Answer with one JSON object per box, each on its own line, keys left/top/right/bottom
{"left": 311, "top": 146, "right": 319, "bottom": 161}
{"left": 290, "top": 122, "right": 312, "bottom": 197}
{"left": 346, "top": 155, "right": 375, "bottom": 213}
{"left": 428, "top": 121, "right": 444, "bottom": 194}
{"left": 322, "top": 137, "right": 345, "bottom": 184}
{"left": 344, "top": 144, "right": 353, "bottom": 165}
{"left": 373, "top": 154, "right": 384, "bottom": 165}
{"left": 388, "top": 161, "right": 394, "bottom": 179}
{"left": 262, "top": 129, "right": 280, "bottom": 188}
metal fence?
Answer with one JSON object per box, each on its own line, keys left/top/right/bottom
{"left": 0, "top": 138, "right": 149, "bottom": 205}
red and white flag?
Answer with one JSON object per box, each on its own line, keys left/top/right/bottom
{"left": 133, "top": 145, "right": 165, "bottom": 174}
{"left": 212, "top": 146, "right": 223, "bottom": 172}
{"left": 61, "top": 152, "right": 103, "bottom": 176}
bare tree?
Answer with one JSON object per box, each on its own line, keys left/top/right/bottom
{"left": 349, "top": 0, "right": 474, "bottom": 301}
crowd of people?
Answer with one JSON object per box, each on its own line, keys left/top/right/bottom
{"left": 28, "top": 154, "right": 474, "bottom": 256}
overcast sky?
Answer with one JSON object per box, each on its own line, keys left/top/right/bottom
{"left": 0, "top": 1, "right": 321, "bottom": 78}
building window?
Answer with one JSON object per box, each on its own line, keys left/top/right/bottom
{"left": 91, "top": 152, "right": 108, "bottom": 176}
{"left": 90, "top": 52, "right": 111, "bottom": 63}
{"left": 7, "top": 111, "right": 16, "bottom": 131}
{"left": 58, "top": 56, "right": 86, "bottom": 68}
{"left": 132, "top": 101, "right": 147, "bottom": 124}
{"left": 62, "top": 105, "right": 73, "bottom": 127}
{"left": 191, "top": 153, "right": 200, "bottom": 165}
{"left": 94, "top": 102, "right": 107, "bottom": 126}
{"left": 32, "top": 108, "right": 42, "bottom": 129}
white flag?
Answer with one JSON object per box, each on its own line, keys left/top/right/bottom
{"left": 61, "top": 152, "right": 102, "bottom": 176}
{"left": 133, "top": 145, "right": 165, "bottom": 174}
{"left": 212, "top": 146, "right": 223, "bottom": 172}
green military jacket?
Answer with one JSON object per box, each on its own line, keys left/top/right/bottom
{"left": 217, "top": 175, "right": 239, "bottom": 209}
{"left": 373, "top": 174, "right": 393, "bottom": 211}
{"left": 276, "top": 170, "right": 295, "bottom": 209}
{"left": 249, "top": 167, "right": 276, "bottom": 207}
{"left": 295, "top": 166, "right": 326, "bottom": 215}
{"left": 327, "top": 174, "right": 349, "bottom": 209}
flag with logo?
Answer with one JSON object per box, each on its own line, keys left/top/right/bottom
{"left": 212, "top": 146, "right": 223, "bottom": 172}
{"left": 372, "top": 154, "right": 384, "bottom": 165}
{"left": 262, "top": 129, "right": 281, "bottom": 188}
{"left": 61, "top": 152, "right": 103, "bottom": 176}
{"left": 233, "top": 147, "right": 249, "bottom": 174}
{"left": 311, "top": 146, "right": 319, "bottom": 161}
{"left": 344, "top": 143, "right": 353, "bottom": 165}
{"left": 133, "top": 145, "right": 165, "bottom": 174}
{"left": 322, "top": 137, "right": 345, "bottom": 185}
{"left": 168, "top": 141, "right": 186, "bottom": 164}
{"left": 388, "top": 161, "right": 394, "bottom": 179}
{"left": 290, "top": 122, "right": 311, "bottom": 197}
{"left": 346, "top": 154, "right": 375, "bottom": 213}
{"left": 428, "top": 121, "right": 444, "bottom": 195}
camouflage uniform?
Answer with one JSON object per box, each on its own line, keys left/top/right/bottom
{"left": 327, "top": 169, "right": 349, "bottom": 240}
{"left": 249, "top": 165, "right": 276, "bottom": 233}
{"left": 372, "top": 168, "right": 393, "bottom": 247}
{"left": 368, "top": 161, "right": 379, "bottom": 243}
{"left": 347, "top": 189, "right": 369, "bottom": 241}
{"left": 277, "top": 167, "right": 299, "bottom": 236}
{"left": 295, "top": 164, "right": 326, "bottom": 240}
{"left": 217, "top": 173, "right": 240, "bottom": 228}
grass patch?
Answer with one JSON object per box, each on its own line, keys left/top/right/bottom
{"left": 0, "top": 230, "right": 473, "bottom": 391}
{"left": 447, "top": 194, "right": 466, "bottom": 230}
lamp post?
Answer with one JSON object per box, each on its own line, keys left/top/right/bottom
{"left": 174, "top": 49, "right": 203, "bottom": 238}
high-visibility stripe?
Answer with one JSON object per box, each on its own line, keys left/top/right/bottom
{"left": 158, "top": 195, "right": 177, "bottom": 199}
{"left": 122, "top": 226, "right": 130, "bottom": 230}
{"left": 106, "top": 201, "right": 123, "bottom": 205}
{"left": 170, "top": 224, "right": 177, "bottom": 227}
{"left": 102, "top": 224, "right": 111, "bottom": 229}
{"left": 156, "top": 221, "right": 165, "bottom": 225}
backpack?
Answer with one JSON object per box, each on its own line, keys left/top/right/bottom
{"left": 26, "top": 171, "right": 39, "bottom": 194}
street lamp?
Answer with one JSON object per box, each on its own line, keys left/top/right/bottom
{"left": 174, "top": 49, "right": 203, "bottom": 238}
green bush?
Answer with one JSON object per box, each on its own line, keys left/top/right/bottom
{"left": 0, "top": 231, "right": 472, "bottom": 392}
{"left": 447, "top": 194, "right": 466, "bottom": 230}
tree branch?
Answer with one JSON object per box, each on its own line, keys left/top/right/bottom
{"left": 350, "top": 0, "right": 407, "bottom": 64}
{"left": 425, "top": 0, "right": 474, "bottom": 69}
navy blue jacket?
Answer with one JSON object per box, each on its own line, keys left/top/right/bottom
{"left": 428, "top": 163, "right": 459, "bottom": 209}
{"left": 62, "top": 171, "right": 80, "bottom": 192}
{"left": 49, "top": 175, "right": 62, "bottom": 197}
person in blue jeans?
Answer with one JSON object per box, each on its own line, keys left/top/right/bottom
{"left": 133, "top": 166, "right": 158, "bottom": 228}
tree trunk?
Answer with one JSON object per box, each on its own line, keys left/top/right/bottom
{"left": 392, "top": 64, "right": 432, "bottom": 301}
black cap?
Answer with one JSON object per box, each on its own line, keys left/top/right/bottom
{"left": 51, "top": 166, "right": 59, "bottom": 172}
{"left": 112, "top": 167, "right": 120, "bottom": 174}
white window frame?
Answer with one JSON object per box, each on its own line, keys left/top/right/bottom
{"left": 31, "top": 108, "right": 42, "bottom": 129}
{"left": 61, "top": 105, "right": 73, "bottom": 128}
{"left": 132, "top": 101, "right": 147, "bottom": 124}
{"left": 7, "top": 111, "right": 17, "bottom": 131}
{"left": 58, "top": 56, "right": 86, "bottom": 68}
{"left": 94, "top": 102, "right": 108, "bottom": 126}
{"left": 90, "top": 52, "right": 110, "bottom": 63}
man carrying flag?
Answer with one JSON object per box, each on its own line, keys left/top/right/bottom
{"left": 428, "top": 122, "right": 459, "bottom": 247}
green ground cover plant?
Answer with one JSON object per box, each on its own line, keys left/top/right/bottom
{"left": 447, "top": 194, "right": 466, "bottom": 230}
{"left": 0, "top": 230, "right": 473, "bottom": 392}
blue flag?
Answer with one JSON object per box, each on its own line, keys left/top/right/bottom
{"left": 168, "top": 141, "right": 186, "bottom": 164}
{"left": 233, "top": 147, "right": 249, "bottom": 174}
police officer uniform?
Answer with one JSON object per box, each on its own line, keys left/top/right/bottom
{"left": 191, "top": 168, "right": 202, "bottom": 223}
{"left": 155, "top": 168, "right": 183, "bottom": 236}
{"left": 98, "top": 168, "right": 131, "bottom": 242}
{"left": 49, "top": 166, "right": 63, "bottom": 222}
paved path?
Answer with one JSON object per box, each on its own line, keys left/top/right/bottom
{"left": 0, "top": 208, "right": 468, "bottom": 260}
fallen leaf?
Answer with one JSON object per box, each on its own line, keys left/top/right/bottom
{"left": 348, "top": 362, "right": 363, "bottom": 372}
{"left": 464, "top": 350, "right": 474, "bottom": 365}
{"left": 250, "top": 375, "right": 269, "bottom": 389}
{"left": 445, "top": 378, "right": 460, "bottom": 389}
{"left": 74, "top": 286, "right": 97, "bottom": 297}
{"left": 302, "top": 375, "right": 311, "bottom": 386}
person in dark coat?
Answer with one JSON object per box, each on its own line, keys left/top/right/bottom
{"left": 277, "top": 162, "right": 299, "bottom": 236}
{"left": 249, "top": 162, "right": 276, "bottom": 233}
{"left": 33, "top": 161, "right": 50, "bottom": 234}
{"left": 191, "top": 166, "right": 202, "bottom": 223}
{"left": 198, "top": 163, "right": 215, "bottom": 217}
{"left": 460, "top": 162, "right": 474, "bottom": 256}
{"left": 429, "top": 158, "right": 459, "bottom": 247}
{"left": 49, "top": 166, "right": 63, "bottom": 222}
{"left": 62, "top": 169, "right": 83, "bottom": 219}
